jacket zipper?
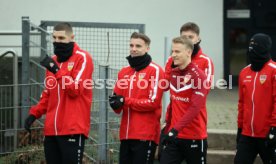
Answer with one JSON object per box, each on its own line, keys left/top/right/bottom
{"left": 126, "top": 71, "right": 136, "bottom": 139}
{"left": 54, "top": 63, "right": 62, "bottom": 135}
{"left": 251, "top": 72, "right": 258, "bottom": 136}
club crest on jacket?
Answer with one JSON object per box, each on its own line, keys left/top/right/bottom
{"left": 139, "top": 73, "right": 146, "bottom": 80}
{"left": 184, "top": 74, "right": 192, "bottom": 84}
{"left": 259, "top": 75, "right": 267, "bottom": 84}
{"left": 68, "top": 62, "right": 74, "bottom": 71}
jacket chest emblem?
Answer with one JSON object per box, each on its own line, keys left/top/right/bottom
{"left": 68, "top": 62, "right": 74, "bottom": 71}
{"left": 171, "top": 74, "right": 192, "bottom": 90}
{"left": 139, "top": 73, "right": 146, "bottom": 80}
{"left": 259, "top": 75, "right": 267, "bottom": 84}
{"left": 184, "top": 74, "right": 192, "bottom": 84}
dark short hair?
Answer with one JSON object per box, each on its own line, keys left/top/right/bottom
{"left": 130, "top": 32, "right": 151, "bottom": 46}
{"left": 53, "top": 22, "right": 73, "bottom": 34}
{"left": 180, "top": 22, "right": 200, "bottom": 35}
{"left": 172, "top": 36, "right": 194, "bottom": 51}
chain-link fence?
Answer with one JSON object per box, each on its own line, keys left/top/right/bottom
{"left": 0, "top": 17, "right": 145, "bottom": 163}
{"left": 39, "top": 20, "right": 145, "bottom": 79}
{"left": 0, "top": 83, "right": 45, "bottom": 163}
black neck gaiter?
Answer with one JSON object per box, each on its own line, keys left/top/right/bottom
{"left": 126, "top": 53, "right": 152, "bottom": 71}
{"left": 248, "top": 50, "right": 270, "bottom": 72}
{"left": 53, "top": 42, "right": 74, "bottom": 62}
{"left": 192, "top": 41, "right": 201, "bottom": 57}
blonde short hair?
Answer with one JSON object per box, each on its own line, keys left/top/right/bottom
{"left": 172, "top": 36, "right": 194, "bottom": 51}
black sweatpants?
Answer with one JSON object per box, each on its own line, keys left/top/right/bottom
{"left": 234, "top": 135, "right": 273, "bottom": 164}
{"left": 160, "top": 138, "right": 207, "bottom": 164}
{"left": 272, "top": 147, "right": 276, "bottom": 163}
{"left": 119, "top": 139, "right": 157, "bottom": 164}
{"left": 44, "top": 134, "right": 85, "bottom": 164}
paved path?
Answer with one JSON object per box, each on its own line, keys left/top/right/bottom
{"left": 207, "top": 87, "right": 238, "bottom": 130}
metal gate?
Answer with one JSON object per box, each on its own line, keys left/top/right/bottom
{"left": 0, "top": 16, "right": 145, "bottom": 163}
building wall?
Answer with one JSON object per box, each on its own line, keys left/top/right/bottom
{"left": 0, "top": 0, "right": 223, "bottom": 81}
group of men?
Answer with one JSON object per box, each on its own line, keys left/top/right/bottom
{"left": 24, "top": 21, "right": 276, "bottom": 164}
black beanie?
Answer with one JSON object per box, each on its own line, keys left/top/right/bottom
{"left": 249, "top": 33, "right": 272, "bottom": 56}
{"left": 248, "top": 33, "right": 272, "bottom": 72}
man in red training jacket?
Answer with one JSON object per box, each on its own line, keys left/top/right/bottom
{"left": 235, "top": 33, "right": 276, "bottom": 164}
{"left": 109, "top": 32, "right": 165, "bottom": 164}
{"left": 160, "top": 36, "right": 208, "bottom": 164}
{"left": 24, "top": 22, "right": 93, "bottom": 164}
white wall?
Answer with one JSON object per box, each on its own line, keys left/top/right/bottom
{"left": 0, "top": 0, "right": 223, "bottom": 80}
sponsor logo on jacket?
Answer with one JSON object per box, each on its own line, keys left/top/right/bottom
{"left": 243, "top": 75, "right": 252, "bottom": 83}
{"left": 171, "top": 95, "right": 189, "bottom": 102}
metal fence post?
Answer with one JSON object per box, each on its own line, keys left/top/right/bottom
{"left": 21, "top": 16, "right": 30, "bottom": 127}
{"left": 162, "top": 37, "right": 171, "bottom": 123}
{"left": 98, "top": 64, "right": 108, "bottom": 163}
{"left": 13, "top": 51, "right": 19, "bottom": 151}
{"left": 39, "top": 23, "right": 47, "bottom": 84}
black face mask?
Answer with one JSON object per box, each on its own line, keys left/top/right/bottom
{"left": 248, "top": 49, "right": 270, "bottom": 72}
{"left": 248, "top": 33, "right": 272, "bottom": 71}
{"left": 126, "top": 53, "right": 152, "bottom": 71}
{"left": 192, "top": 40, "right": 201, "bottom": 57}
{"left": 53, "top": 42, "right": 74, "bottom": 62}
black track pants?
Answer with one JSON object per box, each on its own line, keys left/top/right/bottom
{"left": 44, "top": 134, "right": 85, "bottom": 164}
